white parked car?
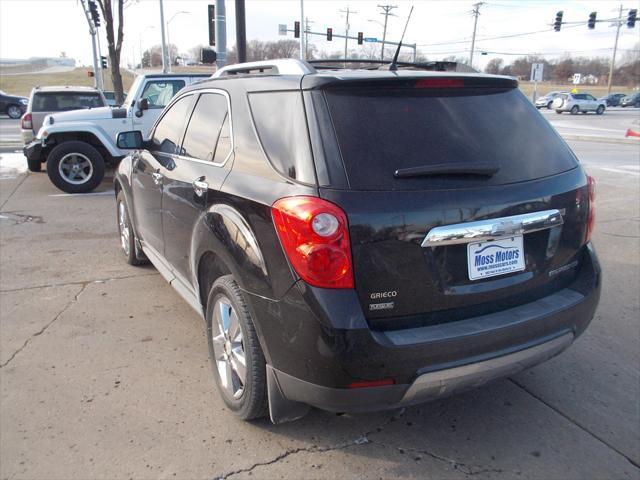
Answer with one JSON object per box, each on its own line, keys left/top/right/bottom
{"left": 553, "top": 93, "right": 606, "bottom": 115}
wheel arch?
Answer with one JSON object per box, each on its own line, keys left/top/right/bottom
{"left": 45, "top": 130, "right": 120, "bottom": 163}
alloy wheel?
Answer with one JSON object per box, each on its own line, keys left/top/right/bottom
{"left": 58, "top": 152, "right": 93, "bottom": 185}
{"left": 211, "top": 296, "right": 246, "bottom": 399}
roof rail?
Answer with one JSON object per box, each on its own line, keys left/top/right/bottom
{"left": 212, "top": 59, "right": 316, "bottom": 78}
{"left": 307, "top": 59, "right": 465, "bottom": 72}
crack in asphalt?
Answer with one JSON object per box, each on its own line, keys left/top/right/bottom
{"left": 0, "top": 172, "right": 28, "bottom": 210}
{"left": 510, "top": 378, "right": 640, "bottom": 470}
{"left": 214, "top": 409, "right": 503, "bottom": 479}
{"left": 0, "top": 282, "right": 90, "bottom": 369}
{"left": 0, "top": 271, "right": 159, "bottom": 293}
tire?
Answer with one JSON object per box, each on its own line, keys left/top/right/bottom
{"left": 206, "top": 275, "right": 268, "bottom": 421}
{"left": 27, "top": 156, "right": 41, "bottom": 172}
{"left": 596, "top": 105, "right": 605, "bottom": 115}
{"left": 46, "top": 141, "right": 105, "bottom": 193}
{"left": 116, "top": 191, "right": 147, "bottom": 266}
{"left": 547, "top": 101, "right": 553, "bottom": 109}
{"left": 570, "top": 106, "right": 579, "bottom": 115}
{"left": 6, "top": 105, "right": 22, "bottom": 119}
{"left": 555, "top": 110, "right": 563, "bottom": 114}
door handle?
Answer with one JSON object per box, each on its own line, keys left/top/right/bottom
{"left": 193, "top": 178, "right": 208, "bottom": 197}
{"left": 152, "top": 172, "right": 163, "bottom": 186}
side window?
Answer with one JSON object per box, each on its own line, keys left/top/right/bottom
{"left": 586, "top": 94, "right": 596, "bottom": 101}
{"left": 181, "top": 93, "right": 231, "bottom": 163}
{"left": 141, "top": 80, "right": 186, "bottom": 109}
{"left": 151, "top": 95, "right": 193, "bottom": 154}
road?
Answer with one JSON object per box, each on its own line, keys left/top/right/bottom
{"left": 0, "top": 137, "right": 638, "bottom": 479}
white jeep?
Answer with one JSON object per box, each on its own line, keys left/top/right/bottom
{"left": 24, "top": 73, "right": 209, "bottom": 193}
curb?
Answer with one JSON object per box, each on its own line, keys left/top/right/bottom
{"left": 561, "top": 134, "right": 640, "bottom": 145}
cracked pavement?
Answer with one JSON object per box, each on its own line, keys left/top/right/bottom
{"left": 0, "top": 141, "right": 639, "bottom": 480}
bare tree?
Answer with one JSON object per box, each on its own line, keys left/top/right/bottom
{"left": 96, "top": 0, "right": 125, "bottom": 104}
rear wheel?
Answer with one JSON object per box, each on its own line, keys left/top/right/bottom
{"left": 570, "top": 106, "right": 579, "bottom": 115}
{"left": 206, "top": 275, "right": 268, "bottom": 421}
{"left": 555, "top": 110, "right": 563, "bottom": 114}
{"left": 596, "top": 105, "right": 605, "bottom": 115}
{"left": 6, "top": 105, "right": 22, "bottom": 119}
{"left": 46, "top": 141, "right": 105, "bottom": 193}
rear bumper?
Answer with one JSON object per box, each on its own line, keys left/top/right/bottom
{"left": 250, "top": 242, "right": 601, "bottom": 414}
{"left": 271, "top": 332, "right": 573, "bottom": 413}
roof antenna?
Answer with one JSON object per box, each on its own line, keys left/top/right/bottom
{"left": 388, "top": 6, "right": 414, "bottom": 71}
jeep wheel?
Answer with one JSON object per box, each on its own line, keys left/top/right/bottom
{"left": 596, "top": 105, "right": 605, "bottom": 115}
{"left": 116, "top": 191, "right": 148, "bottom": 266}
{"left": 206, "top": 275, "right": 268, "bottom": 421}
{"left": 6, "top": 105, "right": 22, "bottom": 119}
{"left": 27, "top": 156, "right": 41, "bottom": 172}
{"left": 46, "top": 141, "right": 105, "bottom": 193}
{"left": 570, "top": 106, "right": 579, "bottom": 115}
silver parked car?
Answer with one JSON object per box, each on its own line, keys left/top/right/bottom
{"left": 553, "top": 93, "right": 606, "bottom": 115}
{"left": 535, "top": 91, "right": 567, "bottom": 109}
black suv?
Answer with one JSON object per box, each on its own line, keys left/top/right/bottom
{"left": 114, "top": 59, "right": 601, "bottom": 424}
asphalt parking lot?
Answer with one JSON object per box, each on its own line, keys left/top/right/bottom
{"left": 0, "top": 124, "right": 639, "bottom": 477}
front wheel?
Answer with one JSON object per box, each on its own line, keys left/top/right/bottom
{"left": 547, "top": 101, "right": 553, "bottom": 109}
{"left": 116, "top": 191, "right": 147, "bottom": 266}
{"left": 596, "top": 105, "right": 605, "bottom": 115}
{"left": 46, "top": 141, "right": 105, "bottom": 193}
{"left": 6, "top": 105, "right": 22, "bottom": 119}
{"left": 27, "top": 156, "right": 41, "bottom": 172}
{"left": 555, "top": 110, "right": 563, "bottom": 114}
{"left": 206, "top": 275, "right": 268, "bottom": 421}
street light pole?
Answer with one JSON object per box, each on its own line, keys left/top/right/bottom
{"left": 339, "top": 6, "right": 357, "bottom": 64}
{"left": 159, "top": 0, "right": 169, "bottom": 73}
{"left": 166, "top": 11, "right": 189, "bottom": 71}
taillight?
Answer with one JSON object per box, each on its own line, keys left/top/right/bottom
{"left": 21, "top": 112, "right": 32, "bottom": 130}
{"left": 415, "top": 78, "right": 464, "bottom": 88}
{"left": 586, "top": 175, "right": 596, "bottom": 242}
{"left": 271, "top": 196, "right": 354, "bottom": 289}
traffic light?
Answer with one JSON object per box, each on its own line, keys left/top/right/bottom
{"left": 294, "top": 21, "right": 300, "bottom": 38}
{"left": 100, "top": 56, "right": 107, "bottom": 69}
{"left": 201, "top": 48, "right": 217, "bottom": 64}
{"left": 588, "top": 12, "right": 597, "bottom": 29}
{"left": 357, "top": 31, "right": 363, "bottom": 45}
{"left": 88, "top": 0, "right": 100, "bottom": 27}
{"left": 628, "top": 9, "right": 637, "bottom": 28}
{"left": 208, "top": 4, "right": 215, "bottom": 46}
{"left": 327, "top": 27, "right": 333, "bottom": 41}
{"left": 554, "top": 11, "right": 563, "bottom": 31}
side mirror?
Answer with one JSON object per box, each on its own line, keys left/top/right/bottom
{"left": 117, "top": 130, "right": 144, "bottom": 149}
{"left": 138, "top": 98, "right": 149, "bottom": 111}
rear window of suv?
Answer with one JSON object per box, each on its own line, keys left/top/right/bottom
{"left": 32, "top": 92, "right": 104, "bottom": 112}
{"left": 323, "top": 85, "right": 578, "bottom": 190}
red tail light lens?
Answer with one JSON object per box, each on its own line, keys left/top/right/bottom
{"left": 586, "top": 175, "right": 596, "bottom": 242}
{"left": 21, "top": 112, "right": 32, "bottom": 130}
{"left": 415, "top": 78, "right": 464, "bottom": 88}
{"left": 271, "top": 196, "right": 354, "bottom": 289}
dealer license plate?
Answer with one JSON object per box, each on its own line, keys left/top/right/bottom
{"left": 467, "top": 235, "right": 525, "bottom": 281}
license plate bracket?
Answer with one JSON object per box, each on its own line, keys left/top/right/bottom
{"left": 467, "top": 235, "right": 525, "bottom": 281}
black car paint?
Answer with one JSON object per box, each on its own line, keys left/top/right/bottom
{"left": 0, "top": 92, "right": 28, "bottom": 117}
{"left": 114, "top": 71, "right": 601, "bottom": 414}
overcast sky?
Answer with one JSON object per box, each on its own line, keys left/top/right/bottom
{"left": 0, "top": 0, "right": 638, "bottom": 70}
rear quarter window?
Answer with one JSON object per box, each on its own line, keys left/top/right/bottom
{"left": 248, "top": 91, "right": 315, "bottom": 184}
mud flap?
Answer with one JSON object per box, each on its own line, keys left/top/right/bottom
{"left": 266, "top": 365, "right": 310, "bottom": 424}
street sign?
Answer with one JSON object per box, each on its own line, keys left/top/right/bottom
{"left": 278, "top": 24, "right": 287, "bottom": 36}
{"left": 530, "top": 63, "right": 544, "bottom": 82}
{"left": 364, "top": 37, "right": 378, "bottom": 42}
{"left": 572, "top": 73, "right": 581, "bottom": 85}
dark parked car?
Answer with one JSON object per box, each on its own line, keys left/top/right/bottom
{"left": 620, "top": 92, "right": 640, "bottom": 107}
{"left": 114, "top": 59, "right": 601, "bottom": 424}
{"left": 598, "top": 93, "right": 626, "bottom": 107}
{"left": 0, "top": 90, "right": 28, "bottom": 119}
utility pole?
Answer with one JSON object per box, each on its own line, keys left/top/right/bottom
{"left": 305, "top": 17, "right": 314, "bottom": 59}
{"left": 378, "top": 4, "right": 397, "bottom": 61}
{"left": 236, "top": 0, "right": 247, "bottom": 63}
{"left": 159, "top": 0, "right": 169, "bottom": 73}
{"left": 607, "top": 4, "right": 623, "bottom": 95}
{"left": 299, "top": 0, "right": 305, "bottom": 60}
{"left": 469, "top": 2, "right": 484, "bottom": 69}
{"left": 215, "top": 0, "right": 227, "bottom": 68}
{"left": 340, "top": 6, "right": 357, "bottom": 62}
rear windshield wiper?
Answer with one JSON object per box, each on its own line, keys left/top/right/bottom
{"left": 394, "top": 162, "right": 499, "bottom": 179}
